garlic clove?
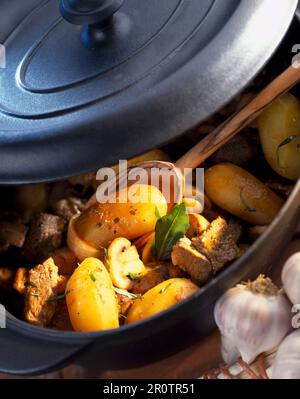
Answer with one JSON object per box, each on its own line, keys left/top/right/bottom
{"left": 281, "top": 252, "right": 300, "bottom": 305}
{"left": 272, "top": 330, "right": 300, "bottom": 379}
{"left": 214, "top": 275, "right": 291, "bottom": 365}
{"left": 220, "top": 335, "right": 240, "bottom": 365}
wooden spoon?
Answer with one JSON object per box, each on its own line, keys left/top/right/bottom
{"left": 87, "top": 64, "right": 300, "bottom": 208}
{"left": 176, "top": 65, "right": 300, "bottom": 170}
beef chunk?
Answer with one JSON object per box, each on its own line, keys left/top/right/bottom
{"left": 52, "top": 197, "right": 85, "bottom": 228}
{"left": 131, "top": 263, "right": 170, "bottom": 295}
{"left": 117, "top": 294, "right": 134, "bottom": 319}
{"left": 24, "top": 258, "right": 60, "bottom": 327}
{"left": 167, "top": 263, "right": 187, "bottom": 279}
{"left": 171, "top": 217, "right": 242, "bottom": 284}
{"left": 23, "top": 213, "right": 64, "bottom": 262}
{"left": 0, "top": 214, "right": 28, "bottom": 253}
{"left": 171, "top": 238, "right": 212, "bottom": 286}
{"left": 193, "top": 217, "right": 242, "bottom": 273}
{"left": 50, "top": 300, "right": 73, "bottom": 331}
{"left": 50, "top": 247, "right": 78, "bottom": 275}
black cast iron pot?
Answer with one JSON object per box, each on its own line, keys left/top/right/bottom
{"left": 0, "top": 1, "right": 299, "bottom": 376}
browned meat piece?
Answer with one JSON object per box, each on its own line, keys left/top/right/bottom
{"left": 50, "top": 300, "right": 73, "bottom": 331}
{"left": 117, "top": 294, "right": 134, "bottom": 319}
{"left": 57, "top": 275, "right": 69, "bottom": 294}
{"left": 0, "top": 268, "right": 14, "bottom": 290}
{"left": 23, "top": 213, "right": 64, "bottom": 262}
{"left": 52, "top": 197, "right": 85, "bottom": 227}
{"left": 167, "top": 263, "right": 187, "bottom": 279}
{"left": 24, "top": 258, "right": 60, "bottom": 327}
{"left": 13, "top": 267, "right": 28, "bottom": 294}
{"left": 193, "top": 217, "right": 242, "bottom": 273}
{"left": 186, "top": 214, "right": 210, "bottom": 239}
{"left": 68, "top": 172, "right": 96, "bottom": 194}
{"left": 171, "top": 238, "right": 212, "bottom": 286}
{"left": 50, "top": 247, "right": 78, "bottom": 275}
{"left": 0, "top": 213, "right": 28, "bottom": 252}
{"left": 210, "top": 134, "right": 257, "bottom": 166}
{"left": 131, "top": 264, "right": 170, "bottom": 295}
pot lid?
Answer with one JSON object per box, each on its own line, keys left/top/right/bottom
{"left": 0, "top": 0, "right": 297, "bottom": 184}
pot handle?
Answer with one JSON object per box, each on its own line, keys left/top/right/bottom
{"left": 0, "top": 327, "right": 89, "bottom": 376}
{"left": 60, "top": 0, "right": 124, "bottom": 48}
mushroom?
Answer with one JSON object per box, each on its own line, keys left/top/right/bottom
{"left": 107, "top": 238, "right": 146, "bottom": 290}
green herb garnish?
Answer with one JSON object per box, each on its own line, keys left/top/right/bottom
{"left": 88, "top": 270, "right": 97, "bottom": 282}
{"left": 128, "top": 272, "right": 138, "bottom": 281}
{"left": 24, "top": 281, "right": 37, "bottom": 288}
{"left": 240, "top": 191, "right": 256, "bottom": 213}
{"left": 46, "top": 291, "right": 70, "bottom": 303}
{"left": 152, "top": 203, "right": 189, "bottom": 261}
{"left": 159, "top": 282, "right": 173, "bottom": 294}
{"left": 113, "top": 287, "right": 143, "bottom": 300}
{"left": 276, "top": 135, "right": 297, "bottom": 167}
{"left": 154, "top": 205, "right": 162, "bottom": 220}
{"left": 103, "top": 248, "right": 108, "bottom": 260}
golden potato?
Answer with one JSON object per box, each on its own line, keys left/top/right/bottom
{"left": 66, "top": 258, "right": 119, "bottom": 331}
{"left": 204, "top": 163, "right": 283, "bottom": 225}
{"left": 258, "top": 93, "right": 300, "bottom": 181}
{"left": 126, "top": 278, "right": 199, "bottom": 324}
{"left": 68, "top": 184, "right": 167, "bottom": 261}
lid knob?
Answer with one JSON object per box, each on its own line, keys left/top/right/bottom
{"left": 60, "top": 0, "right": 124, "bottom": 47}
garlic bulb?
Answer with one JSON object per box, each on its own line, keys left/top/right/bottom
{"left": 214, "top": 275, "right": 291, "bottom": 365}
{"left": 272, "top": 330, "right": 300, "bottom": 379}
{"left": 281, "top": 252, "right": 300, "bottom": 305}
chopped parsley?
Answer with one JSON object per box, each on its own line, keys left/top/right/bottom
{"left": 276, "top": 135, "right": 297, "bottom": 166}
{"left": 88, "top": 270, "right": 97, "bottom": 282}
{"left": 46, "top": 291, "right": 70, "bottom": 303}
{"left": 24, "top": 281, "right": 37, "bottom": 288}
{"left": 159, "top": 282, "right": 173, "bottom": 294}
{"left": 240, "top": 190, "right": 256, "bottom": 213}
{"left": 127, "top": 272, "right": 139, "bottom": 281}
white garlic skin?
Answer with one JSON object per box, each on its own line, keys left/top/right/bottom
{"left": 282, "top": 252, "right": 300, "bottom": 305}
{"left": 272, "top": 330, "right": 300, "bottom": 379}
{"left": 214, "top": 283, "right": 291, "bottom": 364}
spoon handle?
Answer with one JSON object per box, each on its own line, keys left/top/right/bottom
{"left": 176, "top": 65, "right": 300, "bottom": 171}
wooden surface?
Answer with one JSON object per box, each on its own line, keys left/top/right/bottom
{"left": 1, "top": 223, "right": 299, "bottom": 380}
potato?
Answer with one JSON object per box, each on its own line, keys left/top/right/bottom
{"left": 126, "top": 278, "right": 199, "bottom": 324}
{"left": 204, "top": 163, "right": 283, "bottom": 225}
{"left": 66, "top": 258, "right": 119, "bottom": 331}
{"left": 258, "top": 93, "right": 300, "bottom": 181}
{"left": 68, "top": 184, "right": 167, "bottom": 261}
